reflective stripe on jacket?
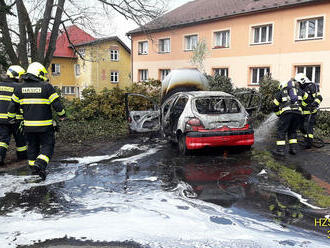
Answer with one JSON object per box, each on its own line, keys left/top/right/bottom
{"left": 300, "top": 83, "right": 323, "bottom": 115}
{"left": 273, "top": 83, "right": 305, "bottom": 116}
{"left": 7, "top": 77, "right": 65, "bottom": 133}
{"left": 0, "top": 79, "right": 22, "bottom": 124}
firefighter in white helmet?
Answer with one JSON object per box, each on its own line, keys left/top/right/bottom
{"left": 295, "top": 73, "right": 323, "bottom": 149}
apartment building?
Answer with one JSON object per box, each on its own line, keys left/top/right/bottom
{"left": 49, "top": 26, "right": 131, "bottom": 99}
{"left": 74, "top": 37, "right": 131, "bottom": 93}
{"left": 127, "top": 0, "right": 330, "bottom": 106}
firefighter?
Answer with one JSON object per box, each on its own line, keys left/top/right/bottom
{"left": 7, "top": 62, "right": 66, "bottom": 180}
{"left": 295, "top": 73, "right": 323, "bottom": 149}
{"left": 0, "top": 65, "right": 27, "bottom": 166}
{"left": 272, "top": 80, "right": 308, "bottom": 156}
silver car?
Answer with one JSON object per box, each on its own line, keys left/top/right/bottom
{"left": 125, "top": 91, "right": 258, "bottom": 154}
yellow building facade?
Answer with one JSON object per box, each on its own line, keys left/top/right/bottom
{"left": 74, "top": 37, "right": 132, "bottom": 93}
{"left": 49, "top": 36, "right": 131, "bottom": 99}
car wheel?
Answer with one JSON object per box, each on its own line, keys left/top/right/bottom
{"left": 178, "top": 134, "right": 189, "bottom": 155}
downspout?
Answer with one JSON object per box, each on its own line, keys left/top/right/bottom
{"left": 127, "top": 34, "right": 133, "bottom": 83}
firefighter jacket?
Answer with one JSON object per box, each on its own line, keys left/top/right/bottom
{"left": 7, "top": 74, "right": 65, "bottom": 133}
{"left": 273, "top": 82, "right": 308, "bottom": 116}
{"left": 300, "top": 83, "right": 323, "bottom": 115}
{"left": 0, "top": 78, "right": 23, "bottom": 124}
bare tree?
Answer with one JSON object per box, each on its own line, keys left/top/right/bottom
{"left": 190, "top": 39, "right": 209, "bottom": 73}
{"left": 0, "top": 0, "right": 167, "bottom": 69}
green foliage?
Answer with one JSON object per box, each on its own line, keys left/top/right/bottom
{"left": 58, "top": 80, "right": 161, "bottom": 143}
{"left": 207, "top": 74, "right": 234, "bottom": 93}
{"left": 252, "top": 150, "right": 330, "bottom": 208}
{"left": 258, "top": 75, "right": 280, "bottom": 114}
{"left": 190, "top": 40, "right": 209, "bottom": 73}
{"left": 64, "top": 80, "right": 161, "bottom": 121}
{"left": 315, "top": 110, "right": 330, "bottom": 138}
{"left": 57, "top": 119, "right": 128, "bottom": 143}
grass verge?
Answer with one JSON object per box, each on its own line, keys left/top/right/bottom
{"left": 56, "top": 119, "right": 128, "bottom": 144}
{"left": 252, "top": 149, "right": 330, "bottom": 208}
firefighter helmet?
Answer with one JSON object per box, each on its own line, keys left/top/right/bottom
{"left": 294, "top": 73, "right": 311, "bottom": 85}
{"left": 27, "top": 62, "right": 48, "bottom": 81}
{"left": 6, "top": 65, "right": 25, "bottom": 79}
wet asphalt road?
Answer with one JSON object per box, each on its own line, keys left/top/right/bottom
{"left": 0, "top": 135, "right": 329, "bottom": 248}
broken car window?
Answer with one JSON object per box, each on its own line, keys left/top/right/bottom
{"left": 195, "top": 97, "right": 241, "bottom": 114}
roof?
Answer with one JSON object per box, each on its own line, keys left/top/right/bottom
{"left": 74, "top": 36, "right": 131, "bottom": 54}
{"left": 127, "top": 0, "right": 324, "bottom": 35}
{"left": 53, "top": 25, "right": 95, "bottom": 58}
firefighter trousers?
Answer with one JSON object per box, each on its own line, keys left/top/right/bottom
{"left": 25, "top": 129, "right": 55, "bottom": 169}
{"left": 300, "top": 113, "right": 316, "bottom": 142}
{"left": 0, "top": 123, "right": 27, "bottom": 161}
{"left": 277, "top": 113, "right": 301, "bottom": 148}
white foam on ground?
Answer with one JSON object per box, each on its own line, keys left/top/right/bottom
{"left": 128, "top": 176, "right": 158, "bottom": 182}
{"left": 0, "top": 143, "right": 327, "bottom": 247}
{"left": 0, "top": 164, "right": 78, "bottom": 197}
{"left": 112, "top": 147, "right": 160, "bottom": 165}
{"left": 72, "top": 155, "right": 116, "bottom": 165}
{"left": 0, "top": 186, "right": 327, "bottom": 248}
{"left": 277, "top": 188, "right": 323, "bottom": 210}
{"left": 257, "top": 169, "right": 267, "bottom": 176}
{"left": 260, "top": 185, "right": 323, "bottom": 210}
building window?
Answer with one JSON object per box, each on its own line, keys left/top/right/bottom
{"left": 78, "top": 48, "right": 85, "bottom": 57}
{"left": 297, "top": 17, "right": 324, "bottom": 40}
{"left": 139, "top": 69, "right": 148, "bottom": 81}
{"left": 159, "top": 38, "right": 170, "bottom": 53}
{"left": 251, "top": 67, "right": 270, "bottom": 84}
{"left": 138, "top": 41, "right": 148, "bottom": 55}
{"left": 252, "top": 24, "right": 273, "bottom": 44}
{"left": 110, "top": 50, "right": 119, "bottom": 61}
{"left": 62, "top": 86, "right": 75, "bottom": 95}
{"left": 213, "top": 68, "right": 228, "bottom": 77}
{"left": 214, "top": 30, "right": 230, "bottom": 48}
{"left": 295, "top": 65, "right": 320, "bottom": 84}
{"left": 184, "top": 34, "right": 198, "bottom": 51}
{"left": 160, "top": 69, "right": 170, "bottom": 81}
{"left": 110, "top": 71, "right": 119, "bottom": 83}
{"left": 51, "top": 64, "right": 60, "bottom": 75}
{"left": 74, "top": 64, "right": 80, "bottom": 76}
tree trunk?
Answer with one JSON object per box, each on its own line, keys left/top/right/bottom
{"left": 43, "top": 0, "right": 65, "bottom": 68}
{"left": 0, "top": 0, "right": 19, "bottom": 66}
{"left": 38, "top": 0, "right": 54, "bottom": 62}
{"left": 16, "top": 0, "right": 29, "bottom": 69}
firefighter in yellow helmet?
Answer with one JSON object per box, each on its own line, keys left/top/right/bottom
{"left": 272, "top": 80, "right": 308, "bottom": 156}
{"left": 0, "top": 65, "right": 27, "bottom": 166}
{"left": 8, "top": 62, "right": 66, "bottom": 180}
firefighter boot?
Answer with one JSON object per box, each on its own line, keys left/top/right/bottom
{"left": 272, "top": 145, "right": 286, "bottom": 157}
{"left": 16, "top": 151, "right": 28, "bottom": 162}
{"left": 304, "top": 137, "right": 312, "bottom": 149}
{"left": 0, "top": 155, "right": 4, "bottom": 166}
{"left": 289, "top": 143, "right": 297, "bottom": 155}
{"left": 34, "top": 160, "right": 47, "bottom": 181}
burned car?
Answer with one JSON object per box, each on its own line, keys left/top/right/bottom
{"left": 125, "top": 68, "right": 258, "bottom": 154}
{"left": 125, "top": 91, "right": 254, "bottom": 154}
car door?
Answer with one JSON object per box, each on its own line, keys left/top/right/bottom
{"left": 161, "top": 94, "right": 180, "bottom": 136}
{"left": 234, "top": 90, "right": 262, "bottom": 114}
{"left": 125, "top": 93, "right": 160, "bottom": 133}
{"left": 166, "top": 95, "right": 189, "bottom": 137}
